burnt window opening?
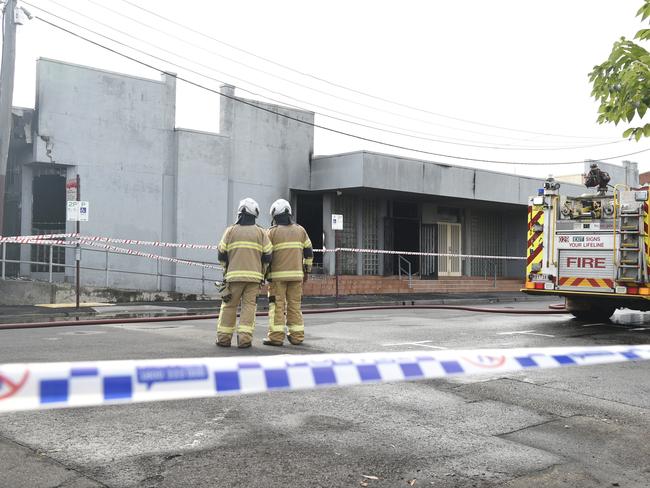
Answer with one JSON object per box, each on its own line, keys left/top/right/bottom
{"left": 295, "top": 193, "right": 323, "bottom": 270}
{"left": 31, "top": 172, "right": 66, "bottom": 272}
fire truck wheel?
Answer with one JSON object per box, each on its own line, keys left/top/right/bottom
{"left": 567, "top": 304, "right": 615, "bottom": 321}
{"left": 566, "top": 298, "right": 615, "bottom": 321}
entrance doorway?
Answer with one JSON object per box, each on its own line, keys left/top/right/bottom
{"left": 31, "top": 170, "right": 66, "bottom": 272}
{"left": 393, "top": 219, "right": 419, "bottom": 275}
{"left": 296, "top": 194, "right": 323, "bottom": 269}
{"left": 437, "top": 222, "right": 461, "bottom": 276}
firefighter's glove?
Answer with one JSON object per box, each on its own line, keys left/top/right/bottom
{"left": 216, "top": 281, "right": 232, "bottom": 303}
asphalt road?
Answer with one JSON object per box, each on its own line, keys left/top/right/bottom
{"left": 1, "top": 299, "right": 649, "bottom": 488}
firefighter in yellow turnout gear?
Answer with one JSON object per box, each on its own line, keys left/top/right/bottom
{"left": 263, "top": 199, "right": 313, "bottom": 346}
{"left": 216, "top": 198, "right": 272, "bottom": 348}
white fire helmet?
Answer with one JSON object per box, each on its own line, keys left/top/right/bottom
{"left": 270, "top": 198, "right": 292, "bottom": 218}
{"left": 237, "top": 197, "right": 260, "bottom": 217}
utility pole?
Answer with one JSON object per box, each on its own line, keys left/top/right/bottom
{"left": 0, "top": 0, "right": 17, "bottom": 236}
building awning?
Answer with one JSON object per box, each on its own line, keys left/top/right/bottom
{"left": 310, "top": 151, "right": 588, "bottom": 206}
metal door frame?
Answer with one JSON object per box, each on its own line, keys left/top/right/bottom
{"left": 437, "top": 222, "right": 462, "bottom": 277}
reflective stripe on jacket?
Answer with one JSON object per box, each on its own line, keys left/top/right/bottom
{"left": 218, "top": 224, "right": 272, "bottom": 282}
{"left": 267, "top": 223, "right": 313, "bottom": 281}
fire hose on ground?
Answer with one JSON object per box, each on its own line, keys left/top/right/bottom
{"left": 0, "top": 303, "right": 568, "bottom": 330}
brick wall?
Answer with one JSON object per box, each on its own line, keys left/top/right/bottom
{"left": 301, "top": 276, "right": 523, "bottom": 296}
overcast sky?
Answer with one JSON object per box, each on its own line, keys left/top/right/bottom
{"left": 7, "top": 0, "right": 650, "bottom": 177}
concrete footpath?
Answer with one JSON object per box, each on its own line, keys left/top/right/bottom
{"left": 0, "top": 292, "right": 557, "bottom": 324}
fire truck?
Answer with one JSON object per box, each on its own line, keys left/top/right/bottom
{"left": 523, "top": 164, "right": 650, "bottom": 320}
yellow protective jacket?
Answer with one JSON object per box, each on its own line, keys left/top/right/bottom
{"left": 218, "top": 224, "right": 272, "bottom": 283}
{"left": 267, "top": 223, "right": 313, "bottom": 281}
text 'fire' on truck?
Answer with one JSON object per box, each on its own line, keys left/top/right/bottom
{"left": 523, "top": 163, "right": 650, "bottom": 321}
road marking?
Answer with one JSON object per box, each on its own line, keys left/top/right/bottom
{"left": 630, "top": 327, "right": 649, "bottom": 331}
{"left": 58, "top": 330, "right": 106, "bottom": 336}
{"left": 381, "top": 340, "right": 448, "bottom": 350}
{"left": 496, "top": 330, "right": 555, "bottom": 338}
{"left": 581, "top": 323, "right": 605, "bottom": 327}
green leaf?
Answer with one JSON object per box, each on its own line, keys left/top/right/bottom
{"left": 644, "top": 124, "right": 650, "bottom": 137}
{"left": 638, "top": 2, "right": 650, "bottom": 21}
{"left": 639, "top": 103, "right": 647, "bottom": 118}
{"left": 635, "top": 129, "right": 643, "bottom": 141}
{"left": 623, "top": 127, "right": 635, "bottom": 137}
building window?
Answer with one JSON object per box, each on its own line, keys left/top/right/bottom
{"left": 334, "top": 195, "right": 357, "bottom": 274}
{"left": 470, "top": 211, "right": 504, "bottom": 277}
{"left": 362, "top": 199, "right": 379, "bottom": 275}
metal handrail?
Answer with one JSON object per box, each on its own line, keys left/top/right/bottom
{"left": 0, "top": 241, "right": 221, "bottom": 295}
{"left": 482, "top": 259, "right": 498, "bottom": 288}
{"left": 397, "top": 254, "right": 412, "bottom": 288}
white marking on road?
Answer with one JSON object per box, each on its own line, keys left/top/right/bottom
{"left": 381, "top": 340, "right": 448, "bottom": 349}
{"left": 581, "top": 323, "right": 605, "bottom": 327}
{"left": 496, "top": 330, "right": 555, "bottom": 338}
{"left": 630, "top": 327, "right": 649, "bottom": 331}
{"left": 58, "top": 330, "right": 106, "bottom": 336}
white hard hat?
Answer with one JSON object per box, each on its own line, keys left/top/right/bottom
{"left": 270, "top": 198, "right": 292, "bottom": 218}
{"left": 237, "top": 197, "right": 260, "bottom": 217}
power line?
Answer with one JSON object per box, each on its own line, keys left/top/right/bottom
{"left": 115, "top": 0, "right": 616, "bottom": 141}
{"left": 27, "top": 11, "right": 650, "bottom": 166}
{"left": 29, "top": 0, "right": 627, "bottom": 152}
{"left": 81, "top": 0, "right": 612, "bottom": 145}
{"left": 48, "top": 0, "right": 612, "bottom": 151}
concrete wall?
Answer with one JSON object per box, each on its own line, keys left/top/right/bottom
{"left": 15, "top": 60, "right": 315, "bottom": 294}
{"left": 33, "top": 59, "right": 177, "bottom": 290}
{"left": 173, "top": 128, "right": 229, "bottom": 293}
{"left": 224, "top": 86, "right": 314, "bottom": 229}
{"left": 311, "top": 152, "right": 364, "bottom": 191}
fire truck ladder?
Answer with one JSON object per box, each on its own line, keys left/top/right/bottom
{"left": 616, "top": 205, "right": 645, "bottom": 284}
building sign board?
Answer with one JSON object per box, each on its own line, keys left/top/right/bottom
{"left": 556, "top": 234, "right": 613, "bottom": 250}
{"left": 67, "top": 201, "right": 89, "bottom": 222}
{"left": 66, "top": 179, "right": 78, "bottom": 201}
{"left": 331, "top": 214, "right": 343, "bottom": 230}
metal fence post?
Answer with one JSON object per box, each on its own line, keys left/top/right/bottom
{"left": 48, "top": 245, "right": 53, "bottom": 283}
{"left": 335, "top": 249, "right": 339, "bottom": 300}
{"left": 201, "top": 264, "right": 205, "bottom": 296}
{"left": 157, "top": 259, "right": 161, "bottom": 292}
{"left": 105, "top": 250, "right": 109, "bottom": 288}
{"left": 1, "top": 242, "right": 5, "bottom": 280}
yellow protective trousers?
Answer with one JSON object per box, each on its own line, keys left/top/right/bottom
{"left": 216, "top": 282, "right": 259, "bottom": 346}
{"left": 267, "top": 281, "right": 305, "bottom": 344}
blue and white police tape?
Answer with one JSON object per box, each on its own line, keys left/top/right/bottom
{"left": 1, "top": 345, "right": 649, "bottom": 412}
